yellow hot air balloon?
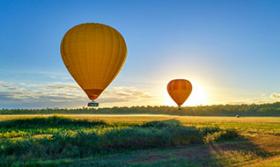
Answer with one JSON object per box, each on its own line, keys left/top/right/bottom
{"left": 167, "top": 79, "right": 192, "bottom": 109}
{"left": 61, "top": 23, "right": 127, "bottom": 106}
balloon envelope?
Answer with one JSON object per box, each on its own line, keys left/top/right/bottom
{"left": 61, "top": 23, "right": 127, "bottom": 100}
{"left": 167, "top": 79, "right": 192, "bottom": 107}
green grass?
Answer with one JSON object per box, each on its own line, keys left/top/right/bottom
{"left": 0, "top": 115, "right": 280, "bottom": 166}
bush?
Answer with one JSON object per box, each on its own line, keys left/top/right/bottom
{"left": 204, "top": 129, "right": 239, "bottom": 143}
{"left": 0, "top": 117, "right": 239, "bottom": 163}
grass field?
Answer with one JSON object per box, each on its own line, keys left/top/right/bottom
{"left": 1, "top": 114, "right": 280, "bottom": 167}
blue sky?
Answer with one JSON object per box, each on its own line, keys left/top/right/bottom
{"left": 0, "top": 0, "right": 279, "bottom": 108}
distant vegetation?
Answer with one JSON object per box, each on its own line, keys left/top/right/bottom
{"left": 1, "top": 102, "right": 280, "bottom": 116}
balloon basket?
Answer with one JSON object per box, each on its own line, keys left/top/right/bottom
{"left": 87, "top": 101, "right": 99, "bottom": 107}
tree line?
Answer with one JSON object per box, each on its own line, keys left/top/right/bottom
{"left": 1, "top": 102, "right": 280, "bottom": 116}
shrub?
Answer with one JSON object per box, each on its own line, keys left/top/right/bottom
{"left": 0, "top": 117, "right": 239, "bottom": 162}
{"left": 204, "top": 129, "right": 239, "bottom": 143}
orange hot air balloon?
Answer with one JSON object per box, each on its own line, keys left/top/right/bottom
{"left": 61, "top": 23, "right": 127, "bottom": 106}
{"left": 167, "top": 79, "right": 192, "bottom": 109}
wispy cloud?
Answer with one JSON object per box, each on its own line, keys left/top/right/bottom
{"left": 1, "top": 80, "right": 278, "bottom": 109}
{"left": 270, "top": 93, "right": 280, "bottom": 99}
{"left": 0, "top": 81, "right": 153, "bottom": 108}
{"left": 229, "top": 92, "right": 280, "bottom": 105}
{"left": 99, "top": 87, "right": 152, "bottom": 103}
{"left": 0, "top": 81, "right": 83, "bottom": 101}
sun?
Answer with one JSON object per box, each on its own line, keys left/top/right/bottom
{"left": 163, "top": 80, "right": 208, "bottom": 106}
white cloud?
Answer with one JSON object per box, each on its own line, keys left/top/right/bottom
{"left": 271, "top": 93, "right": 280, "bottom": 99}
{"left": 0, "top": 81, "right": 153, "bottom": 108}
{"left": 228, "top": 92, "right": 280, "bottom": 105}
{"left": 100, "top": 87, "right": 152, "bottom": 103}
{"left": 2, "top": 79, "right": 278, "bottom": 109}
{"left": 0, "top": 81, "right": 84, "bottom": 101}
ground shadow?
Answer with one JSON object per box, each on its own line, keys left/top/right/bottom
{"left": 0, "top": 116, "right": 107, "bottom": 129}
